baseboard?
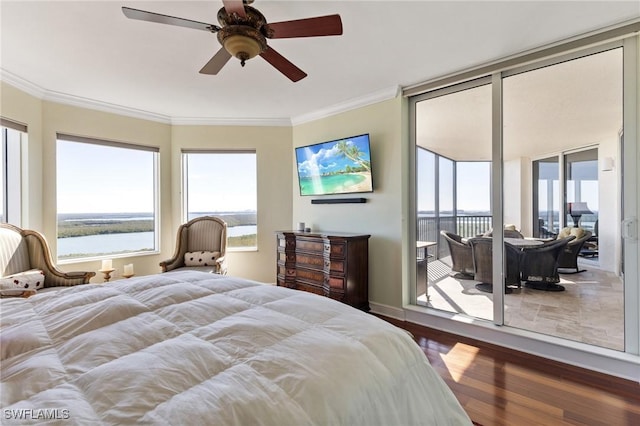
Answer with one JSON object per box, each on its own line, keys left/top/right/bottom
{"left": 369, "top": 301, "right": 406, "bottom": 321}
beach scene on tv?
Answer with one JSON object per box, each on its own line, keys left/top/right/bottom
{"left": 296, "top": 134, "right": 373, "bottom": 196}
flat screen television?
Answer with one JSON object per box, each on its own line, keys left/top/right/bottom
{"left": 295, "top": 133, "right": 373, "bottom": 196}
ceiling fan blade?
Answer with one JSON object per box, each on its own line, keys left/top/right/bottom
{"left": 260, "top": 47, "right": 307, "bottom": 82}
{"left": 199, "top": 48, "right": 233, "bottom": 75}
{"left": 222, "top": 0, "right": 246, "bottom": 18}
{"left": 122, "top": 7, "right": 219, "bottom": 32}
{"left": 265, "top": 15, "right": 343, "bottom": 39}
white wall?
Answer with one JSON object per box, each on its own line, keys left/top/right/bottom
{"left": 292, "top": 97, "right": 404, "bottom": 306}
{"left": 598, "top": 134, "right": 621, "bottom": 275}
{"left": 503, "top": 157, "right": 532, "bottom": 235}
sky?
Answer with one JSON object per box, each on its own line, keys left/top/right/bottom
{"left": 185, "top": 152, "right": 256, "bottom": 212}
{"left": 57, "top": 140, "right": 155, "bottom": 214}
{"left": 57, "top": 140, "right": 256, "bottom": 214}
{"left": 417, "top": 149, "right": 491, "bottom": 213}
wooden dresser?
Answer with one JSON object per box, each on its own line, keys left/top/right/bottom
{"left": 276, "top": 231, "right": 370, "bottom": 311}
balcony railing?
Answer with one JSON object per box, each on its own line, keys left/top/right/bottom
{"left": 417, "top": 215, "right": 492, "bottom": 260}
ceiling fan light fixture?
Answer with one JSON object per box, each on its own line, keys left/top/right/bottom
{"left": 224, "top": 34, "right": 261, "bottom": 65}
{"left": 123, "top": 2, "right": 343, "bottom": 81}
{"left": 217, "top": 25, "right": 267, "bottom": 66}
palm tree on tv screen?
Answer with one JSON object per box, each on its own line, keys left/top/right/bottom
{"left": 336, "top": 141, "right": 371, "bottom": 172}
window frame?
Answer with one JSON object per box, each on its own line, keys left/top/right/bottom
{"left": 56, "top": 134, "right": 160, "bottom": 262}
{"left": 181, "top": 149, "right": 258, "bottom": 252}
{"left": 1, "top": 119, "right": 26, "bottom": 226}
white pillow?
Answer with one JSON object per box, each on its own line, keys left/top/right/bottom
{"left": 0, "top": 269, "right": 45, "bottom": 290}
{"left": 184, "top": 251, "right": 221, "bottom": 267}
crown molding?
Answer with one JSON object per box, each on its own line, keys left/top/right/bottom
{"left": 43, "top": 89, "right": 172, "bottom": 124}
{"left": 2, "top": 69, "right": 400, "bottom": 128}
{"left": 170, "top": 116, "right": 291, "bottom": 127}
{"left": 1, "top": 69, "right": 172, "bottom": 124}
{"left": 290, "top": 85, "right": 401, "bottom": 126}
{"left": 1, "top": 69, "right": 46, "bottom": 99}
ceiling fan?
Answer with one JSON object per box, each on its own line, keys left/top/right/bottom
{"left": 122, "top": 0, "right": 343, "bottom": 82}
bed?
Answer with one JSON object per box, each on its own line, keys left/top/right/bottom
{"left": 1, "top": 270, "right": 472, "bottom": 425}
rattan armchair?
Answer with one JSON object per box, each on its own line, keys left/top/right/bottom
{"left": 0, "top": 223, "right": 95, "bottom": 289}
{"left": 440, "top": 231, "right": 474, "bottom": 278}
{"left": 520, "top": 236, "right": 574, "bottom": 291}
{"left": 557, "top": 230, "right": 592, "bottom": 274}
{"left": 160, "top": 216, "right": 228, "bottom": 275}
{"left": 468, "top": 237, "right": 521, "bottom": 294}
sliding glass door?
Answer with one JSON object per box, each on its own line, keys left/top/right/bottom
{"left": 502, "top": 48, "right": 622, "bottom": 350}
{"left": 410, "top": 39, "right": 636, "bottom": 354}
{"left": 414, "top": 81, "right": 492, "bottom": 319}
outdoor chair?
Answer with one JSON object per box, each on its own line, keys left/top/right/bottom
{"left": 440, "top": 230, "right": 474, "bottom": 278}
{"left": 0, "top": 223, "right": 95, "bottom": 294}
{"left": 520, "top": 236, "right": 574, "bottom": 291}
{"left": 482, "top": 228, "right": 525, "bottom": 239}
{"left": 160, "top": 216, "right": 228, "bottom": 275}
{"left": 468, "top": 237, "right": 521, "bottom": 294}
{"left": 556, "top": 228, "right": 593, "bottom": 273}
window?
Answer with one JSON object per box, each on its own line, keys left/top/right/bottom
{"left": 565, "top": 148, "right": 599, "bottom": 234}
{"left": 56, "top": 135, "right": 159, "bottom": 260}
{"left": 1, "top": 119, "right": 26, "bottom": 225}
{"left": 182, "top": 151, "right": 257, "bottom": 250}
{"left": 533, "top": 156, "right": 560, "bottom": 238}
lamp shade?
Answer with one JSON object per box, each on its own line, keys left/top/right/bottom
{"left": 568, "top": 202, "right": 593, "bottom": 216}
{"left": 224, "top": 35, "right": 262, "bottom": 62}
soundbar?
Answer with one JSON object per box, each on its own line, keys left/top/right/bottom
{"left": 311, "top": 198, "right": 367, "bottom": 204}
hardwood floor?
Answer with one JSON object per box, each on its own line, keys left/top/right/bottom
{"left": 379, "top": 316, "right": 640, "bottom": 426}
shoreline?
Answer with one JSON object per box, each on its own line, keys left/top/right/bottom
{"left": 342, "top": 172, "right": 372, "bottom": 192}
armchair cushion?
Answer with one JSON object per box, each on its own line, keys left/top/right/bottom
{"left": 0, "top": 269, "right": 45, "bottom": 290}
{"left": 557, "top": 226, "right": 586, "bottom": 240}
{"left": 557, "top": 227, "right": 571, "bottom": 239}
{"left": 184, "top": 251, "right": 221, "bottom": 267}
{"left": 570, "top": 227, "right": 586, "bottom": 239}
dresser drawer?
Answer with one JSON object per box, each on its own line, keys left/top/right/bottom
{"left": 325, "top": 275, "right": 345, "bottom": 290}
{"left": 296, "top": 282, "right": 324, "bottom": 296}
{"left": 324, "top": 242, "right": 346, "bottom": 258}
{"left": 322, "top": 258, "right": 346, "bottom": 274}
{"left": 297, "top": 239, "right": 325, "bottom": 253}
{"left": 296, "top": 267, "right": 324, "bottom": 285}
{"left": 277, "top": 264, "right": 296, "bottom": 277}
{"left": 297, "top": 253, "right": 324, "bottom": 270}
{"left": 278, "top": 251, "right": 295, "bottom": 263}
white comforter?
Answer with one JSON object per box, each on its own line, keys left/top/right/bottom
{"left": 1, "top": 271, "right": 471, "bottom": 425}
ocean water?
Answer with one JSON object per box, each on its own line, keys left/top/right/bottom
{"left": 57, "top": 225, "right": 256, "bottom": 258}
{"left": 299, "top": 173, "right": 367, "bottom": 195}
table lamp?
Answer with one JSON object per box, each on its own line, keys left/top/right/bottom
{"left": 568, "top": 202, "right": 592, "bottom": 228}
